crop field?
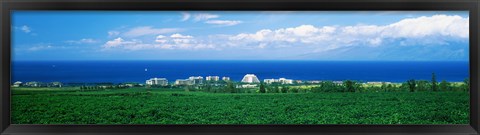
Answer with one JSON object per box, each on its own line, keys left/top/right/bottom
{"left": 11, "top": 87, "right": 469, "bottom": 124}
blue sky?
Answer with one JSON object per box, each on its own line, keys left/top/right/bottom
{"left": 12, "top": 11, "right": 469, "bottom": 61}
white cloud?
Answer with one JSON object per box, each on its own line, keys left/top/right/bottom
{"left": 103, "top": 38, "right": 156, "bottom": 51}
{"left": 102, "top": 15, "right": 467, "bottom": 53}
{"left": 123, "top": 26, "right": 183, "bottom": 37}
{"left": 20, "top": 25, "right": 31, "bottom": 33}
{"left": 229, "top": 25, "right": 337, "bottom": 44}
{"left": 28, "top": 44, "right": 53, "bottom": 51}
{"left": 108, "top": 31, "right": 120, "bottom": 37}
{"left": 65, "top": 38, "right": 98, "bottom": 44}
{"left": 227, "top": 15, "right": 468, "bottom": 51}
{"left": 104, "top": 34, "right": 215, "bottom": 51}
{"left": 182, "top": 13, "right": 242, "bottom": 27}
{"left": 170, "top": 33, "right": 193, "bottom": 38}
{"left": 205, "top": 20, "right": 242, "bottom": 26}
{"left": 170, "top": 33, "right": 195, "bottom": 44}
{"left": 12, "top": 25, "right": 35, "bottom": 35}
{"left": 155, "top": 35, "right": 168, "bottom": 43}
{"left": 104, "top": 38, "right": 125, "bottom": 48}
{"left": 180, "top": 12, "right": 191, "bottom": 21}
{"left": 381, "top": 15, "right": 468, "bottom": 38}
{"left": 163, "top": 34, "right": 215, "bottom": 49}
{"left": 193, "top": 13, "right": 219, "bottom": 21}
{"left": 104, "top": 38, "right": 137, "bottom": 48}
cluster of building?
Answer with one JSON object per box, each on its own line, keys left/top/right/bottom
{"left": 145, "top": 74, "right": 297, "bottom": 88}
{"left": 236, "top": 74, "right": 295, "bottom": 88}
{"left": 12, "top": 81, "right": 63, "bottom": 87}
{"left": 304, "top": 80, "right": 343, "bottom": 84}
{"left": 12, "top": 81, "right": 145, "bottom": 88}
{"left": 175, "top": 76, "right": 204, "bottom": 86}
{"left": 264, "top": 78, "right": 294, "bottom": 84}
{"left": 14, "top": 73, "right": 394, "bottom": 89}
{"left": 145, "top": 76, "right": 231, "bottom": 86}
{"left": 238, "top": 74, "right": 295, "bottom": 85}
{"left": 145, "top": 78, "right": 168, "bottom": 86}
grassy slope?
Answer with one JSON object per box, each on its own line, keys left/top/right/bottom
{"left": 11, "top": 88, "right": 469, "bottom": 124}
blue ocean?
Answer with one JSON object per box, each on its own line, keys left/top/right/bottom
{"left": 11, "top": 61, "right": 469, "bottom": 83}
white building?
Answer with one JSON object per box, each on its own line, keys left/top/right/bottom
{"left": 189, "top": 76, "right": 204, "bottom": 84}
{"left": 279, "top": 78, "right": 293, "bottom": 84}
{"left": 49, "top": 82, "right": 63, "bottom": 87}
{"left": 175, "top": 76, "right": 203, "bottom": 85}
{"left": 146, "top": 78, "right": 168, "bottom": 86}
{"left": 264, "top": 78, "right": 293, "bottom": 84}
{"left": 264, "top": 79, "right": 276, "bottom": 84}
{"left": 206, "top": 76, "right": 220, "bottom": 81}
{"left": 175, "top": 79, "right": 193, "bottom": 85}
{"left": 306, "top": 80, "right": 322, "bottom": 84}
{"left": 237, "top": 84, "right": 258, "bottom": 88}
{"left": 333, "top": 81, "right": 344, "bottom": 84}
{"left": 222, "top": 77, "right": 230, "bottom": 81}
{"left": 12, "top": 81, "right": 22, "bottom": 87}
{"left": 241, "top": 74, "right": 260, "bottom": 83}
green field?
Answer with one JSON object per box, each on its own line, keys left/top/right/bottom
{"left": 12, "top": 87, "right": 469, "bottom": 124}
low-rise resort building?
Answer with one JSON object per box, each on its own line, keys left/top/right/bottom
{"left": 175, "top": 79, "right": 193, "bottom": 86}
{"left": 264, "top": 78, "right": 294, "bottom": 84}
{"left": 188, "top": 76, "right": 204, "bottom": 84}
{"left": 237, "top": 84, "right": 258, "bottom": 88}
{"left": 175, "top": 76, "right": 205, "bottom": 86}
{"left": 48, "top": 82, "right": 63, "bottom": 87}
{"left": 25, "top": 81, "right": 44, "bottom": 87}
{"left": 12, "top": 81, "right": 22, "bottom": 87}
{"left": 206, "top": 76, "right": 220, "bottom": 81}
{"left": 146, "top": 78, "right": 168, "bottom": 86}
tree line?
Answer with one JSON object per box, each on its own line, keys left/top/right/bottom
{"left": 183, "top": 73, "right": 469, "bottom": 93}
{"left": 310, "top": 73, "right": 469, "bottom": 93}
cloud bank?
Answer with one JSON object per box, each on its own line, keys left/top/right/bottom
{"left": 180, "top": 12, "right": 242, "bottom": 26}
{"left": 228, "top": 15, "right": 468, "bottom": 51}
{"left": 102, "top": 14, "right": 468, "bottom": 60}
{"left": 122, "top": 26, "right": 183, "bottom": 37}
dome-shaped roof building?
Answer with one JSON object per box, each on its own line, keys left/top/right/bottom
{"left": 241, "top": 74, "right": 260, "bottom": 83}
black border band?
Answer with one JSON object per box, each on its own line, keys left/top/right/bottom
{"left": 1, "top": 0, "right": 479, "bottom": 134}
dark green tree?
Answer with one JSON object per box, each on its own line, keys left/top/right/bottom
{"left": 354, "top": 81, "right": 363, "bottom": 92}
{"left": 464, "top": 78, "right": 470, "bottom": 92}
{"left": 407, "top": 79, "right": 416, "bottom": 92}
{"left": 386, "top": 84, "right": 394, "bottom": 92}
{"left": 281, "top": 86, "right": 289, "bottom": 93}
{"left": 343, "top": 80, "right": 355, "bottom": 92}
{"left": 381, "top": 82, "right": 387, "bottom": 92}
{"left": 259, "top": 83, "right": 266, "bottom": 93}
{"left": 318, "top": 81, "right": 341, "bottom": 92}
{"left": 271, "top": 85, "right": 279, "bottom": 93}
{"left": 416, "top": 80, "right": 430, "bottom": 91}
{"left": 289, "top": 88, "right": 299, "bottom": 93}
{"left": 431, "top": 72, "right": 438, "bottom": 91}
{"left": 226, "top": 81, "right": 236, "bottom": 93}
{"left": 439, "top": 80, "right": 450, "bottom": 91}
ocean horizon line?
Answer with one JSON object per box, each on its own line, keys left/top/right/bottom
{"left": 12, "top": 60, "right": 469, "bottom": 84}
{"left": 11, "top": 59, "right": 470, "bottom": 62}
{"left": 10, "top": 79, "right": 469, "bottom": 84}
